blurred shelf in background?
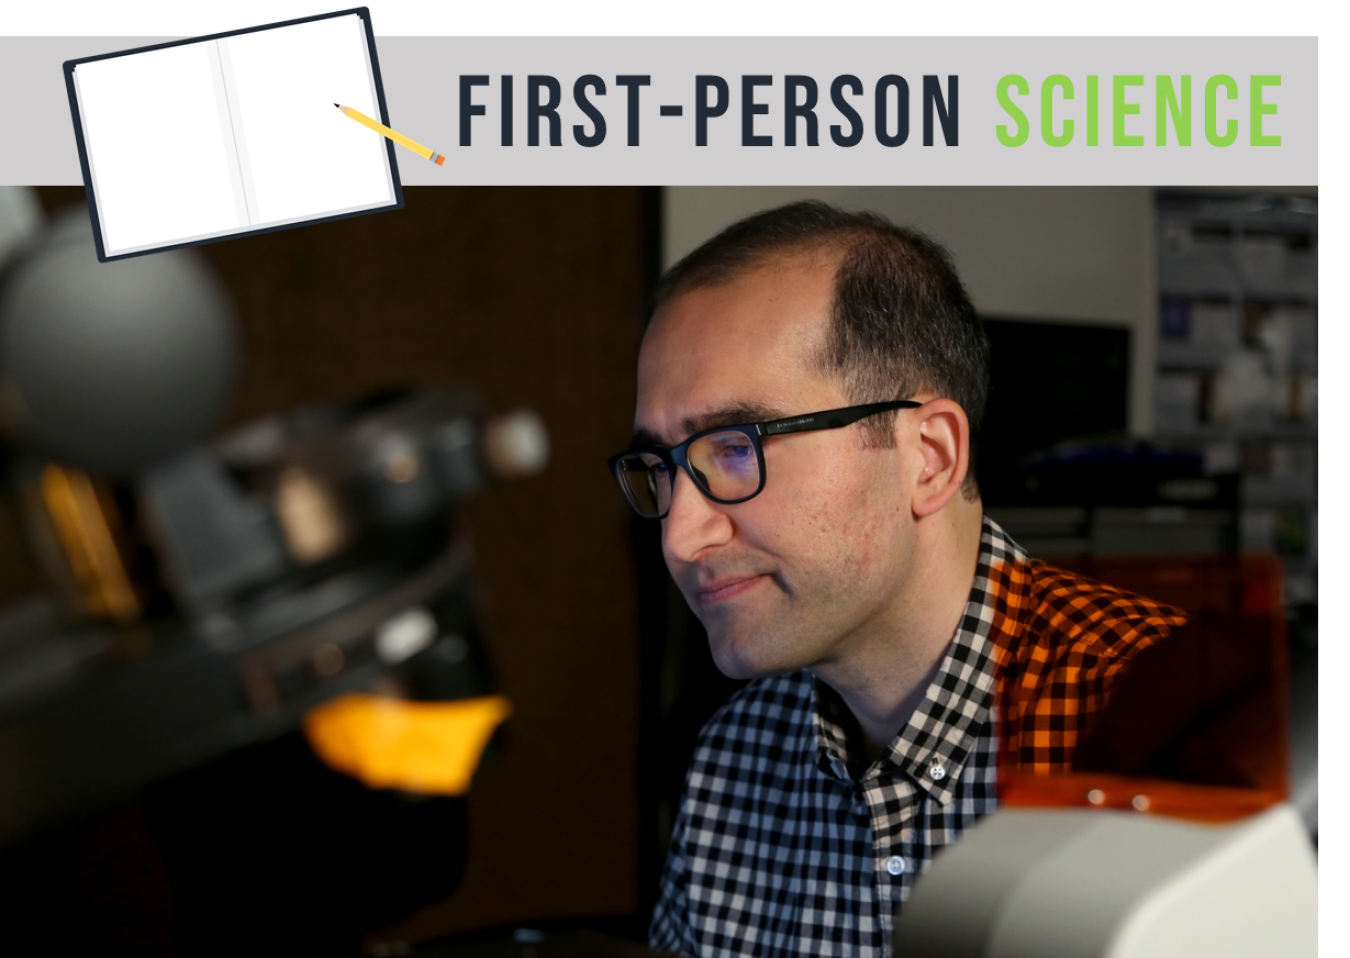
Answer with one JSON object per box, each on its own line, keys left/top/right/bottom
{"left": 1153, "top": 189, "right": 1317, "bottom": 613}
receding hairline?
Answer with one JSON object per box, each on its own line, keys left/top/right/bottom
{"left": 654, "top": 231, "right": 870, "bottom": 312}
{"left": 637, "top": 243, "right": 855, "bottom": 444}
{"left": 643, "top": 243, "right": 845, "bottom": 365}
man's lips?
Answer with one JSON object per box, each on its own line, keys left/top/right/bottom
{"left": 697, "top": 574, "right": 770, "bottom": 604}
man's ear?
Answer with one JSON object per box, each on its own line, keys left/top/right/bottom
{"left": 908, "top": 398, "right": 970, "bottom": 518}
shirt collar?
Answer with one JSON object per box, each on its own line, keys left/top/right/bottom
{"left": 812, "top": 515, "right": 1026, "bottom": 803}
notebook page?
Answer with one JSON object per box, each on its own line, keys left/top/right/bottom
{"left": 74, "top": 43, "right": 247, "bottom": 255}
{"left": 220, "top": 15, "right": 395, "bottom": 227}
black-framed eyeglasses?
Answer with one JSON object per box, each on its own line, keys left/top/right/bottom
{"left": 608, "top": 400, "right": 922, "bottom": 520}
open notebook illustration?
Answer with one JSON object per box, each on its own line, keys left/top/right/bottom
{"left": 65, "top": 8, "right": 402, "bottom": 261}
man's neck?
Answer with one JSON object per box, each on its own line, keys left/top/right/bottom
{"left": 813, "top": 500, "right": 985, "bottom": 764}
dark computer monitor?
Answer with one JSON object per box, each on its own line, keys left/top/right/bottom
{"left": 977, "top": 315, "right": 1131, "bottom": 505}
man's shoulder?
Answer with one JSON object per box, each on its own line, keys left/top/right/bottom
{"left": 999, "top": 550, "right": 1188, "bottom": 671}
{"left": 679, "top": 671, "right": 819, "bottom": 816}
{"left": 691, "top": 670, "right": 815, "bottom": 763}
{"left": 983, "top": 517, "right": 1187, "bottom": 657}
{"left": 990, "top": 550, "right": 1193, "bottom": 775}
{"left": 1012, "top": 556, "right": 1189, "bottom": 658}
{"left": 701, "top": 670, "right": 814, "bottom": 735}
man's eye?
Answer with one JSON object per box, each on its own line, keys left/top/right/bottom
{"left": 711, "top": 442, "right": 753, "bottom": 463}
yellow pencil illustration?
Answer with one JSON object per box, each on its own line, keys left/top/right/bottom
{"left": 335, "top": 104, "right": 444, "bottom": 166}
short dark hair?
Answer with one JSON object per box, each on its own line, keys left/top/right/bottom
{"left": 653, "top": 201, "right": 990, "bottom": 491}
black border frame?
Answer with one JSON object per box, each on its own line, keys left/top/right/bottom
{"left": 62, "top": 6, "right": 404, "bottom": 263}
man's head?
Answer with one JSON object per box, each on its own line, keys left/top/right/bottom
{"left": 631, "top": 201, "right": 989, "bottom": 680}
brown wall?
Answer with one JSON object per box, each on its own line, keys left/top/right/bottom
{"left": 29, "top": 185, "right": 649, "bottom": 942}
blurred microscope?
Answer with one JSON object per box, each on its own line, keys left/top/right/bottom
{"left": 0, "top": 187, "right": 546, "bottom": 953}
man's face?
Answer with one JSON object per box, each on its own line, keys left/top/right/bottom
{"left": 635, "top": 255, "right": 919, "bottom": 679}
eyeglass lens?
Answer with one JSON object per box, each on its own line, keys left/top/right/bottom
{"left": 616, "top": 429, "right": 762, "bottom": 517}
{"left": 616, "top": 452, "right": 672, "bottom": 518}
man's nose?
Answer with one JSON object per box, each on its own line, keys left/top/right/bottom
{"left": 662, "top": 466, "right": 734, "bottom": 563}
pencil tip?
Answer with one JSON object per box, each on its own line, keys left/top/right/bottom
{"left": 334, "top": 103, "right": 339, "bottom": 108}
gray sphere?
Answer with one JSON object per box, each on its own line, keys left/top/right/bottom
{"left": 0, "top": 213, "right": 238, "bottom": 477}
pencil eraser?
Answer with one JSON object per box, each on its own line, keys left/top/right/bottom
{"left": 435, "top": 155, "right": 445, "bottom": 166}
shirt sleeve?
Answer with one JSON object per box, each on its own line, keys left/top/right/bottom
{"left": 649, "top": 795, "right": 696, "bottom": 956}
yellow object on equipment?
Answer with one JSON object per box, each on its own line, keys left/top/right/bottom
{"left": 304, "top": 693, "right": 511, "bottom": 795}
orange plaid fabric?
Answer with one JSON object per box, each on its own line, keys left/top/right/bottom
{"left": 987, "top": 555, "right": 1190, "bottom": 776}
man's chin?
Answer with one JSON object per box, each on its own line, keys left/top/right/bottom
{"left": 707, "top": 630, "right": 799, "bottom": 681}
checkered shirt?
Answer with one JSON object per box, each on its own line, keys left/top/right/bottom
{"left": 649, "top": 516, "right": 1187, "bottom": 958}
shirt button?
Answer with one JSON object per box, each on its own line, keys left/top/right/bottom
{"left": 885, "top": 855, "right": 907, "bottom": 876}
{"left": 928, "top": 763, "right": 947, "bottom": 781}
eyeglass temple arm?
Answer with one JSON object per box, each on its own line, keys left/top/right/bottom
{"left": 760, "top": 400, "right": 922, "bottom": 436}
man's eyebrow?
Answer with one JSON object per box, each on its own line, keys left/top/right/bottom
{"left": 684, "top": 401, "right": 788, "bottom": 437}
{"left": 629, "top": 401, "right": 789, "bottom": 448}
{"left": 629, "top": 425, "right": 665, "bottom": 447}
